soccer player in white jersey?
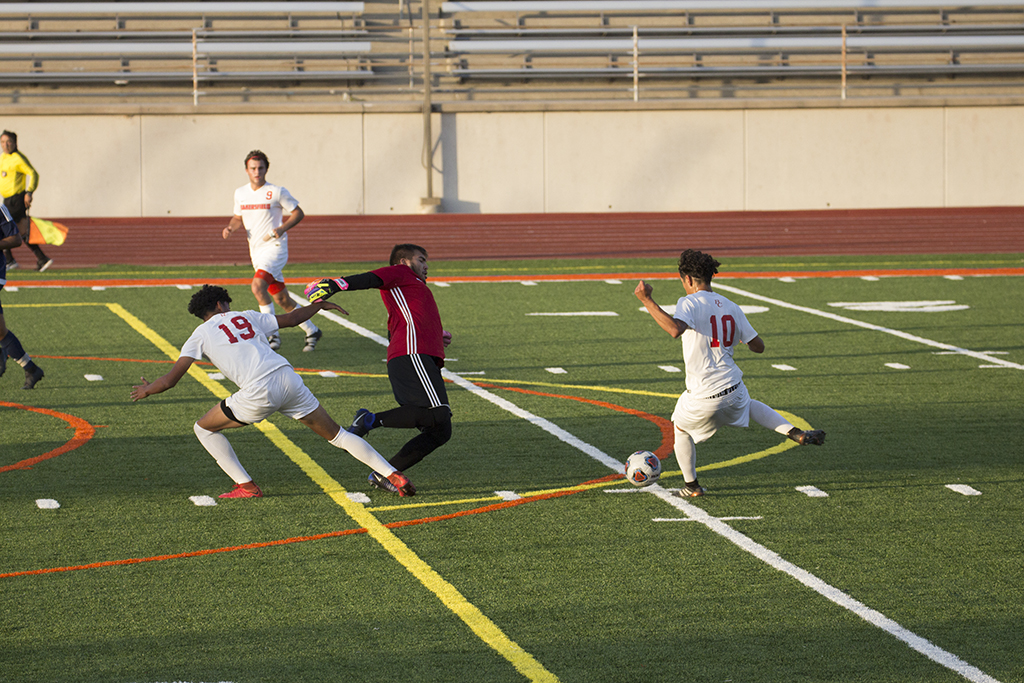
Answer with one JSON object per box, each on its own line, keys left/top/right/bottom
{"left": 635, "top": 249, "right": 825, "bottom": 499}
{"left": 223, "top": 150, "right": 321, "bottom": 352}
{"left": 130, "top": 285, "right": 415, "bottom": 499}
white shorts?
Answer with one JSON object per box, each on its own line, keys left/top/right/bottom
{"left": 671, "top": 382, "right": 751, "bottom": 444}
{"left": 250, "top": 241, "right": 288, "bottom": 282}
{"left": 224, "top": 365, "right": 319, "bottom": 424}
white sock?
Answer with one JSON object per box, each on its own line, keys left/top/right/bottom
{"left": 328, "top": 428, "right": 395, "bottom": 474}
{"left": 194, "top": 422, "right": 252, "bottom": 484}
{"left": 673, "top": 427, "right": 698, "bottom": 483}
{"left": 299, "top": 319, "right": 318, "bottom": 336}
{"left": 749, "top": 400, "right": 794, "bottom": 435}
{"left": 260, "top": 303, "right": 275, "bottom": 315}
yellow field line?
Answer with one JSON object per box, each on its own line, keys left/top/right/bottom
{"left": 108, "top": 303, "right": 558, "bottom": 683}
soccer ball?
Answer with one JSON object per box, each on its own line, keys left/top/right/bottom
{"left": 624, "top": 450, "right": 662, "bottom": 487}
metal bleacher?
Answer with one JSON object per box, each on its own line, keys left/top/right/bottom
{"left": 0, "top": 2, "right": 372, "bottom": 103}
{"left": 2, "top": 0, "right": 1024, "bottom": 109}
{"left": 441, "top": 0, "right": 1024, "bottom": 102}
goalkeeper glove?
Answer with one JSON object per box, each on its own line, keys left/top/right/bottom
{"left": 304, "top": 278, "right": 348, "bottom": 302}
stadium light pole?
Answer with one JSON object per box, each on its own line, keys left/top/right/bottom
{"left": 420, "top": 0, "right": 441, "bottom": 213}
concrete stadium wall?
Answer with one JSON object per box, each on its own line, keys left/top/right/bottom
{"left": 4, "top": 105, "right": 1022, "bottom": 219}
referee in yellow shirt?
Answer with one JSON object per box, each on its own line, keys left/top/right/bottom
{"left": 1, "top": 130, "right": 51, "bottom": 271}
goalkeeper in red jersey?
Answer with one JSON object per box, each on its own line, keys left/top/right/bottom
{"left": 306, "top": 244, "right": 452, "bottom": 494}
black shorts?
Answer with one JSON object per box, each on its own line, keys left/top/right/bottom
{"left": 387, "top": 354, "right": 449, "bottom": 410}
{"left": 3, "top": 194, "right": 27, "bottom": 224}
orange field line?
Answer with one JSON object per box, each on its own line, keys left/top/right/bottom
{"left": 10, "top": 267, "right": 1024, "bottom": 289}
{"left": 2, "top": 384, "right": 641, "bottom": 579}
{"left": 0, "top": 402, "right": 97, "bottom": 474}
{"left": 474, "top": 382, "right": 674, "bottom": 459}
{"left": 0, "top": 475, "right": 618, "bottom": 579}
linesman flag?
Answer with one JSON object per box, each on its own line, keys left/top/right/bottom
{"left": 28, "top": 217, "right": 68, "bottom": 246}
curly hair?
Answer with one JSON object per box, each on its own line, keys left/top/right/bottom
{"left": 244, "top": 149, "right": 269, "bottom": 169}
{"left": 390, "top": 243, "right": 427, "bottom": 266}
{"left": 677, "top": 249, "right": 720, "bottom": 284}
{"left": 188, "top": 284, "right": 231, "bottom": 319}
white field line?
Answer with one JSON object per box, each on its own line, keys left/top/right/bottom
{"left": 645, "top": 485, "right": 999, "bottom": 683}
{"left": 712, "top": 283, "right": 1024, "bottom": 371}
{"left": 290, "top": 288, "right": 1002, "bottom": 683}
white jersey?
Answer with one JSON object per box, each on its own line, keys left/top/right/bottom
{"left": 180, "top": 310, "right": 289, "bottom": 389}
{"left": 232, "top": 181, "right": 299, "bottom": 260}
{"left": 673, "top": 290, "right": 758, "bottom": 398}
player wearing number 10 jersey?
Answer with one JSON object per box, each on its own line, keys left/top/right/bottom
{"left": 635, "top": 249, "right": 826, "bottom": 499}
{"left": 130, "top": 285, "right": 415, "bottom": 499}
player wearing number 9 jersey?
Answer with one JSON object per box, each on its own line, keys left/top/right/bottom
{"left": 635, "top": 249, "right": 826, "bottom": 499}
{"left": 129, "top": 285, "right": 415, "bottom": 499}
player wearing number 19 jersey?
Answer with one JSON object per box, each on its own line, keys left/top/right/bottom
{"left": 130, "top": 285, "right": 415, "bottom": 499}
{"left": 635, "top": 249, "right": 826, "bottom": 499}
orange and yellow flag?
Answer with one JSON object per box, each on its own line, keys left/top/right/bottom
{"left": 28, "top": 217, "right": 68, "bottom": 246}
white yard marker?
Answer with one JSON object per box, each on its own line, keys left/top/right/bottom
{"left": 176, "top": 284, "right": 193, "bottom": 290}
{"left": 778, "top": 277, "right": 797, "bottom": 283}
{"left": 713, "top": 283, "right": 1024, "bottom": 371}
{"left": 346, "top": 492, "right": 372, "bottom": 503}
{"left": 527, "top": 311, "right": 619, "bottom": 317}
{"left": 35, "top": 499, "right": 60, "bottom": 509}
{"left": 658, "top": 365, "right": 681, "bottom": 373}
{"left": 944, "top": 275, "right": 964, "bottom": 280}
{"left": 796, "top": 485, "right": 829, "bottom": 498}
{"left": 604, "top": 279, "right": 622, "bottom": 284}
{"left": 208, "top": 372, "right": 225, "bottom": 380}
{"left": 885, "top": 363, "right": 911, "bottom": 370}
{"left": 84, "top": 374, "right": 104, "bottom": 381}
{"left": 861, "top": 276, "right": 881, "bottom": 281}
{"left": 91, "top": 286, "right": 106, "bottom": 291}
{"left": 830, "top": 300, "right": 969, "bottom": 313}
{"left": 433, "top": 281, "right": 451, "bottom": 287}
{"left": 946, "top": 484, "right": 982, "bottom": 496}
{"left": 545, "top": 367, "right": 568, "bottom": 374}
{"left": 318, "top": 371, "right": 338, "bottom": 377}
{"left": 521, "top": 281, "right": 538, "bottom": 286}
{"left": 5, "top": 286, "right": 17, "bottom": 292}
{"left": 495, "top": 490, "right": 522, "bottom": 501}
{"left": 653, "top": 516, "right": 763, "bottom": 522}
{"left": 772, "top": 364, "right": 797, "bottom": 371}
{"left": 451, "top": 370, "right": 486, "bottom": 375}
{"left": 189, "top": 495, "right": 218, "bottom": 507}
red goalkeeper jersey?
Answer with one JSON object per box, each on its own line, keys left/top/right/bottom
{"left": 371, "top": 264, "right": 445, "bottom": 362}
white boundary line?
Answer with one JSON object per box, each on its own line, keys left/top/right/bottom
{"left": 293, "top": 290, "right": 1001, "bottom": 683}
{"left": 713, "top": 283, "right": 1024, "bottom": 371}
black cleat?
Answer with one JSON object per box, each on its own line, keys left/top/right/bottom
{"left": 302, "top": 329, "right": 322, "bottom": 352}
{"left": 677, "top": 484, "right": 707, "bottom": 498}
{"left": 23, "top": 365, "right": 44, "bottom": 389}
{"left": 789, "top": 428, "right": 826, "bottom": 446}
{"left": 347, "top": 408, "right": 375, "bottom": 437}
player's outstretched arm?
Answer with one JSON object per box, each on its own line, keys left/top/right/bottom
{"left": 304, "top": 272, "right": 384, "bottom": 302}
{"left": 276, "top": 300, "right": 347, "bottom": 329}
{"left": 131, "top": 356, "right": 195, "bottom": 401}
{"left": 634, "top": 280, "right": 688, "bottom": 338}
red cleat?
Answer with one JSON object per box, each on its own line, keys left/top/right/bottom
{"left": 219, "top": 482, "right": 263, "bottom": 498}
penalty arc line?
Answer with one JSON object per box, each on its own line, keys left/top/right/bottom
{"left": 295, "top": 292, "right": 1001, "bottom": 683}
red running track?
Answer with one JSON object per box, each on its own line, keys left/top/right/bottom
{"left": 16, "top": 207, "right": 1024, "bottom": 269}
